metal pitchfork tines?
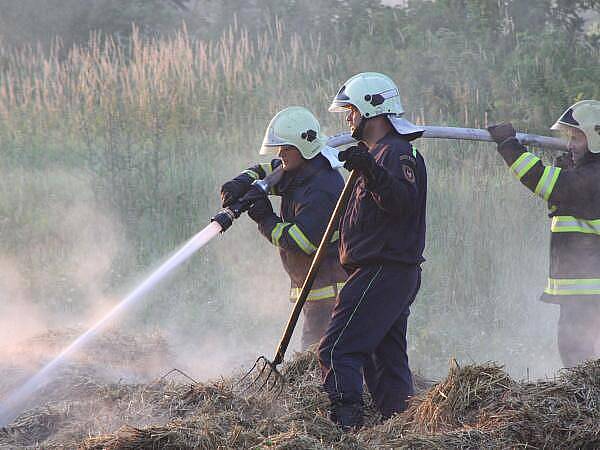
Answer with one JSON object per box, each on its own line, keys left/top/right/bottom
{"left": 238, "top": 355, "right": 285, "bottom": 399}
{"left": 238, "top": 171, "right": 358, "bottom": 399}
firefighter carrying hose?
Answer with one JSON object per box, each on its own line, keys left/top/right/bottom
{"left": 318, "top": 72, "right": 427, "bottom": 429}
{"left": 488, "top": 100, "right": 600, "bottom": 367}
{"left": 220, "top": 106, "right": 347, "bottom": 350}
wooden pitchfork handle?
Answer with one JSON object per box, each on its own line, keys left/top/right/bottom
{"left": 271, "top": 170, "right": 358, "bottom": 366}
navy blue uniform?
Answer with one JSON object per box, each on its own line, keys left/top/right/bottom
{"left": 234, "top": 154, "right": 347, "bottom": 349}
{"left": 318, "top": 132, "right": 426, "bottom": 420}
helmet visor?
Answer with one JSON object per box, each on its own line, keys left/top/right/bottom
{"left": 329, "top": 85, "right": 354, "bottom": 112}
{"left": 550, "top": 107, "right": 579, "bottom": 131}
{"left": 260, "top": 127, "right": 292, "bottom": 155}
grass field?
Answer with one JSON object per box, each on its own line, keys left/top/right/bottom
{"left": 0, "top": 22, "right": 591, "bottom": 381}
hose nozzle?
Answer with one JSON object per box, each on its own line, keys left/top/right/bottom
{"left": 211, "top": 167, "right": 283, "bottom": 233}
{"left": 211, "top": 207, "right": 236, "bottom": 232}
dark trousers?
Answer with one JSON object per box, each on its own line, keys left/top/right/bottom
{"left": 301, "top": 300, "right": 335, "bottom": 351}
{"left": 557, "top": 301, "right": 600, "bottom": 367}
{"left": 318, "top": 264, "right": 420, "bottom": 418}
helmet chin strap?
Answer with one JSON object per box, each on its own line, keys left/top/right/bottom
{"left": 351, "top": 116, "right": 368, "bottom": 141}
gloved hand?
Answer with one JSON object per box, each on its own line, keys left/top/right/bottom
{"left": 247, "top": 194, "right": 274, "bottom": 223}
{"left": 487, "top": 122, "right": 516, "bottom": 144}
{"left": 338, "top": 142, "right": 376, "bottom": 178}
{"left": 220, "top": 179, "right": 251, "bottom": 208}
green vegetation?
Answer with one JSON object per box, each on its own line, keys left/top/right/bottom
{"left": 0, "top": 0, "right": 599, "bottom": 378}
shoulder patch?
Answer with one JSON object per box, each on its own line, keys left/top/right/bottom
{"left": 399, "top": 154, "right": 417, "bottom": 165}
{"left": 402, "top": 164, "right": 416, "bottom": 184}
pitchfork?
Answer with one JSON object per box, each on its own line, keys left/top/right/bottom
{"left": 238, "top": 170, "right": 359, "bottom": 399}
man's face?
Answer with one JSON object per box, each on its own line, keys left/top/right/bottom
{"left": 564, "top": 127, "right": 589, "bottom": 164}
{"left": 345, "top": 105, "right": 362, "bottom": 134}
{"left": 277, "top": 145, "right": 305, "bottom": 171}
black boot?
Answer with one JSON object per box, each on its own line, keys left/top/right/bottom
{"left": 329, "top": 400, "right": 364, "bottom": 431}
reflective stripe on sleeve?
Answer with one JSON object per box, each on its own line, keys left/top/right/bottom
{"left": 545, "top": 278, "right": 600, "bottom": 296}
{"left": 534, "top": 166, "right": 561, "bottom": 201}
{"left": 288, "top": 224, "right": 317, "bottom": 254}
{"left": 551, "top": 216, "right": 600, "bottom": 235}
{"left": 509, "top": 152, "right": 540, "bottom": 180}
{"left": 260, "top": 163, "right": 273, "bottom": 175}
{"left": 242, "top": 169, "right": 260, "bottom": 180}
{"left": 271, "top": 222, "right": 291, "bottom": 246}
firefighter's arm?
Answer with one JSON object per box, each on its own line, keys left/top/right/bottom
{"left": 488, "top": 123, "right": 566, "bottom": 203}
{"left": 496, "top": 137, "right": 566, "bottom": 202}
{"left": 365, "top": 152, "right": 420, "bottom": 217}
{"left": 338, "top": 144, "right": 420, "bottom": 217}
{"left": 252, "top": 189, "right": 337, "bottom": 255}
{"left": 220, "top": 159, "right": 281, "bottom": 207}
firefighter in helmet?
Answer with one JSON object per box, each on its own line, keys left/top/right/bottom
{"left": 220, "top": 106, "right": 346, "bottom": 350}
{"left": 318, "top": 72, "right": 427, "bottom": 429}
{"left": 488, "top": 99, "right": 600, "bottom": 367}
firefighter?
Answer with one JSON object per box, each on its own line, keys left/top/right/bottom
{"left": 487, "top": 99, "right": 600, "bottom": 367}
{"left": 318, "top": 72, "right": 427, "bottom": 428}
{"left": 220, "top": 106, "right": 346, "bottom": 350}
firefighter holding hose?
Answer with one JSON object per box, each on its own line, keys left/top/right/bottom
{"left": 488, "top": 100, "right": 600, "bottom": 367}
{"left": 220, "top": 106, "right": 347, "bottom": 350}
{"left": 318, "top": 72, "right": 428, "bottom": 429}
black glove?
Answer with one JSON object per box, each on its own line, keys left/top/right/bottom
{"left": 220, "top": 179, "right": 251, "bottom": 208}
{"left": 487, "top": 122, "right": 516, "bottom": 145}
{"left": 247, "top": 194, "right": 274, "bottom": 223}
{"left": 338, "top": 142, "right": 376, "bottom": 179}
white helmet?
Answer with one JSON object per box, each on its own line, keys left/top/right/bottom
{"left": 551, "top": 100, "right": 600, "bottom": 153}
{"left": 329, "top": 72, "right": 423, "bottom": 140}
{"left": 260, "top": 106, "right": 327, "bottom": 159}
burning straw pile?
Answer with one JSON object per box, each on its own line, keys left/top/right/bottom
{"left": 1, "top": 332, "right": 599, "bottom": 449}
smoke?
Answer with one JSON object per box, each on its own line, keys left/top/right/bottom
{"left": 0, "top": 257, "right": 46, "bottom": 360}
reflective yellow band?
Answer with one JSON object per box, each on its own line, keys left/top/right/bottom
{"left": 242, "top": 169, "right": 260, "bottom": 180}
{"left": 290, "top": 281, "right": 346, "bottom": 302}
{"left": 551, "top": 216, "right": 600, "bottom": 235}
{"left": 331, "top": 230, "right": 339, "bottom": 242}
{"left": 534, "top": 166, "right": 561, "bottom": 201}
{"left": 288, "top": 224, "right": 317, "bottom": 254}
{"left": 260, "top": 163, "right": 273, "bottom": 175}
{"left": 510, "top": 152, "right": 540, "bottom": 180}
{"left": 271, "top": 222, "right": 291, "bottom": 246}
{"left": 545, "top": 278, "right": 600, "bottom": 296}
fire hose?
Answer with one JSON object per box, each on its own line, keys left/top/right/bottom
{"left": 210, "top": 126, "right": 566, "bottom": 233}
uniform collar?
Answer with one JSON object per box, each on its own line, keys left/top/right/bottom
{"left": 277, "top": 154, "right": 329, "bottom": 193}
{"left": 373, "top": 130, "right": 408, "bottom": 149}
{"left": 576, "top": 151, "right": 600, "bottom": 168}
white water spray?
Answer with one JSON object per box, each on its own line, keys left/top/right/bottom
{"left": 0, "top": 221, "right": 222, "bottom": 427}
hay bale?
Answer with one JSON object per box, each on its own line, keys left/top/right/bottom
{"left": 402, "top": 361, "right": 514, "bottom": 433}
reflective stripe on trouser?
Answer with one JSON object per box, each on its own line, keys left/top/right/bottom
{"left": 534, "top": 166, "right": 561, "bottom": 201}
{"left": 551, "top": 216, "right": 600, "bottom": 235}
{"left": 510, "top": 152, "right": 540, "bottom": 180}
{"left": 318, "top": 265, "right": 420, "bottom": 418}
{"left": 290, "top": 282, "right": 345, "bottom": 302}
{"left": 545, "top": 278, "right": 600, "bottom": 296}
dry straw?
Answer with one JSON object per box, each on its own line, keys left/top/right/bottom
{"left": 1, "top": 330, "right": 599, "bottom": 449}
